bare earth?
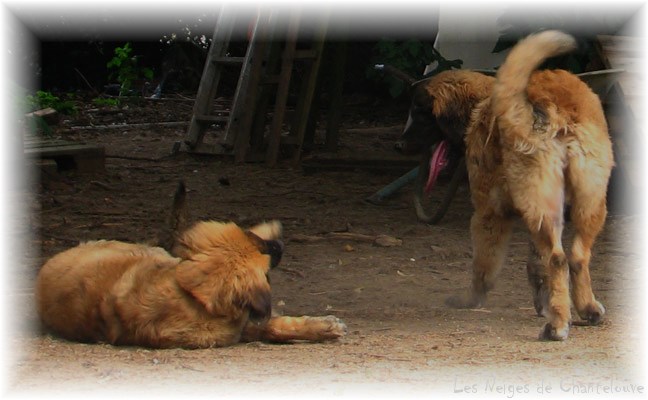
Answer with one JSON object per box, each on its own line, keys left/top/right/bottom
{"left": 6, "top": 98, "right": 645, "bottom": 398}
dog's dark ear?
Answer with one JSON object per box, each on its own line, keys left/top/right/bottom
{"left": 158, "top": 181, "right": 189, "bottom": 254}
{"left": 246, "top": 231, "right": 284, "bottom": 269}
{"left": 411, "top": 80, "right": 433, "bottom": 108}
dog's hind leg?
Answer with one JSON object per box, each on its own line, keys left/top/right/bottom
{"left": 241, "top": 315, "right": 347, "bottom": 343}
{"left": 515, "top": 189, "right": 571, "bottom": 340}
{"left": 446, "top": 210, "right": 513, "bottom": 309}
{"left": 566, "top": 156, "right": 610, "bottom": 326}
{"left": 527, "top": 218, "right": 571, "bottom": 341}
{"left": 505, "top": 151, "right": 571, "bottom": 340}
{"left": 526, "top": 240, "right": 549, "bottom": 317}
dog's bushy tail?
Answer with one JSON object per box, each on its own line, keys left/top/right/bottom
{"left": 493, "top": 30, "right": 576, "bottom": 152}
{"left": 157, "top": 180, "right": 188, "bottom": 252}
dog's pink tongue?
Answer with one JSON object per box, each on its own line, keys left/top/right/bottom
{"left": 424, "top": 140, "right": 449, "bottom": 194}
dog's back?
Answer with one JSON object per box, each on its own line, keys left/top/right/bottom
{"left": 490, "top": 30, "right": 613, "bottom": 229}
{"left": 35, "top": 241, "right": 177, "bottom": 343}
{"left": 492, "top": 30, "right": 611, "bottom": 160}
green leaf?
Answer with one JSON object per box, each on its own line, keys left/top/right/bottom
{"left": 143, "top": 68, "right": 154, "bottom": 80}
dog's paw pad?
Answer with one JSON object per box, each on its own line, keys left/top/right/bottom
{"left": 538, "top": 323, "right": 569, "bottom": 341}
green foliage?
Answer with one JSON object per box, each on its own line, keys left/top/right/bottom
{"left": 26, "top": 114, "right": 54, "bottom": 137}
{"left": 92, "top": 97, "right": 121, "bottom": 107}
{"left": 107, "top": 43, "right": 154, "bottom": 96}
{"left": 368, "top": 39, "right": 462, "bottom": 98}
{"left": 24, "top": 91, "right": 77, "bottom": 115}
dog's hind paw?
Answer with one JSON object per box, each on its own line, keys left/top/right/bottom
{"left": 538, "top": 322, "right": 569, "bottom": 341}
{"left": 578, "top": 301, "right": 605, "bottom": 326}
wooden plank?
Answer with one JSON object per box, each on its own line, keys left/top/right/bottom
{"left": 24, "top": 143, "right": 104, "bottom": 158}
{"left": 290, "top": 19, "right": 328, "bottom": 165}
{"left": 23, "top": 139, "right": 73, "bottom": 148}
{"left": 232, "top": 10, "right": 273, "bottom": 163}
{"left": 25, "top": 108, "right": 59, "bottom": 125}
{"left": 24, "top": 139, "right": 105, "bottom": 172}
{"left": 325, "top": 41, "right": 348, "bottom": 152}
{"left": 212, "top": 56, "right": 245, "bottom": 65}
{"left": 265, "top": 10, "right": 301, "bottom": 167}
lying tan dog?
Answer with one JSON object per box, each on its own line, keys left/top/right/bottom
{"left": 36, "top": 185, "right": 347, "bottom": 348}
{"left": 446, "top": 31, "right": 614, "bottom": 340}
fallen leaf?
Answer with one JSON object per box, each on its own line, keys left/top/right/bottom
{"left": 374, "top": 235, "right": 403, "bottom": 247}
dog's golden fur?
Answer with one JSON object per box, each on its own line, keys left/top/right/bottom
{"left": 36, "top": 219, "right": 347, "bottom": 349}
{"left": 446, "top": 31, "right": 614, "bottom": 340}
{"left": 417, "top": 69, "right": 495, "bottom": 130}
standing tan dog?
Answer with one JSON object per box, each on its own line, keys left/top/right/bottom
{"left": 446, "top": 30, "right": 614, "bottom": 341}
{"left": 36, "top": 184, "right": 347, "bottom": 348}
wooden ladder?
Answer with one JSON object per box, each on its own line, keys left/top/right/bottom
{"left": 184, "top": 6, "right": 270, "bottom": 158}
{"left": 183, "top": 7, "right": 329, "bottom": 165}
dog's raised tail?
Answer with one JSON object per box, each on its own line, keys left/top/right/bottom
{"left": 157, "top": 180, "right": 188, "bottom": 252}
{"left": 493, "top": 30, "right": 576, "bottom": 149}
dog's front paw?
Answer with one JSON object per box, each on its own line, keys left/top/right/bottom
{"left": 538, "top": 322, "right": 570, "bottom": 341}
{"left": 307, "top": 315, "right": 348, "bottom": 340}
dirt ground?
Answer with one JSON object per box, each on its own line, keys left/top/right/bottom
{"left": 5, "top": 95, "right": 646, "bottom": 398}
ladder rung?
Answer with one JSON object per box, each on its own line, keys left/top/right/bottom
{"left": 294, "top": 50, "right": 318, "bottom": 60}
{"left": 213, "top": 57, "right": 245, "bottom": 65}
{"left": 196, "top": 114, "right": 229, "bottom": 123}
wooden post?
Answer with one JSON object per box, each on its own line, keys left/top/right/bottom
{"left": 325, "top": 40, "right": 347, "bottom": 152}
{"left": 265, "top": 9, "right": 300, "bottom": 167}
{"left": 290, "top": 16, "right": 328, "bottom": 165}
